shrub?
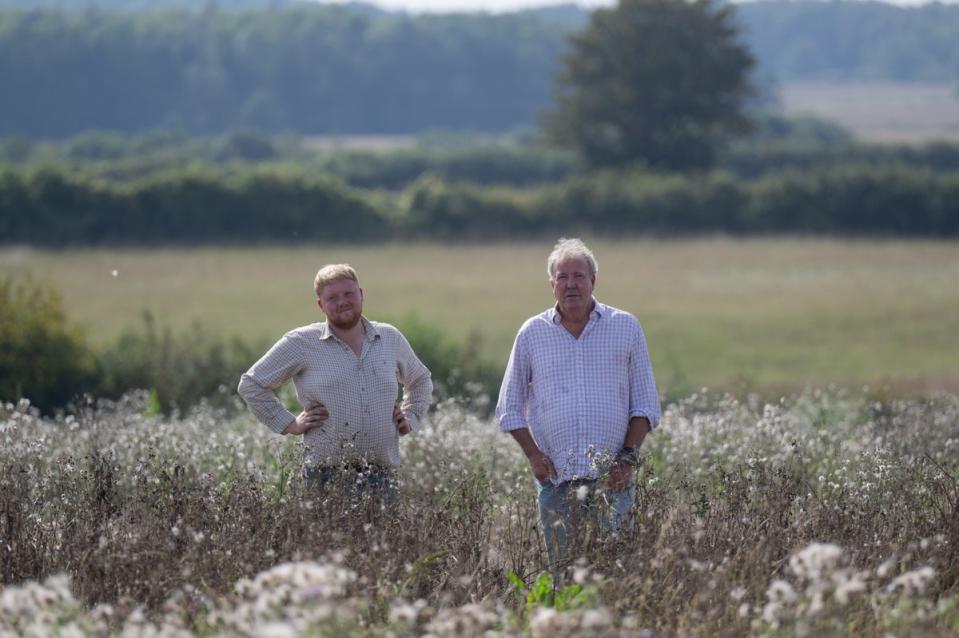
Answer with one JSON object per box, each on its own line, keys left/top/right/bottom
{"left": 393, "top": 315, "right": 502, "bottom": 410}
{"left": 3, "top": 162, "right": 958, "bottom": 246}
{"left": 96, "top": 312, "right": 264, "bottom": 413}
{"left": 0, "top": 278, "right": 97, "bottom": 412}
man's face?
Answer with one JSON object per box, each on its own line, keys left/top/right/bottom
{"left": 317, "top": 278, "right": 364, "bottom": 330}
{"left": 550, "top": 256, "right": 595, "bottom": 316}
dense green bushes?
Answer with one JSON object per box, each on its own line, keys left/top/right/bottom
{"left": 7, "top": 162, "right": 955, "bottom": 243}
{"left": 95, "top": 313, "right": 264, "bottom": 413}
{"left": 0, "top": 279, "right": 502, "bottom": 414}
{"left": 318, "top": 145, "right": 580, "bottom": 190}
{"left": 0, "top": 167, "right": 387, "bottom": 244}
{"left": 1, "top": 132, "right": 582, "bottom": 188}
{"left": 388, "top": 315, "right": 501, "bottom": 407}
{"left": 0, "top": 282, "right": 266, "bottom": 413}
{"left": 747, "top": 167, "right": 959, "bottom": 235}
{"left": 0, "top": 278, "right": 98, "bottom": 411}
{"left": 9, "top": 128, "right": 959, "bottom": 190}
{"left": 406, "top": 165, "right": 959, "bottom": 237}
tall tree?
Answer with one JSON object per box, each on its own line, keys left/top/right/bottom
{"left": 543, "top": 0, "right": 754, "bottom": 170}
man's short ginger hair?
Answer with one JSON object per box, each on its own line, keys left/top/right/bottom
{"left": 314, "top": 264, "right": 359, "bottom": 298}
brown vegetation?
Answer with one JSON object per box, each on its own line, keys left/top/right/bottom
{"left": 1, "top": 390, "right": 957, "bottom": 635}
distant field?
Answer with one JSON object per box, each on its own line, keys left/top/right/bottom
{"left": 2, "top": 239, "right": 958, "bottom": 398}
{"left": 780, "top": 82, "right": 959, "bottom": 143}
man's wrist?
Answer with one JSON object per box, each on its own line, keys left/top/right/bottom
{"left": 528, "top": 448, "right": 549, "bottom": 462}
{"left": 615, "top": 446, "right": 642, "bottom": 467}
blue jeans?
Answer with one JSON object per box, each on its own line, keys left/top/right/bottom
{"left": 303, "top": 465, "right": 398, "bottom": 502}
{"left": 537, "top": 478, "right": 635, "bottom": 575}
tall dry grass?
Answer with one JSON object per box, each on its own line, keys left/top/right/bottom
{"left": 1, "top": 389, "right": 957, "bottom": 636}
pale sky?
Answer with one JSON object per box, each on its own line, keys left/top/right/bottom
{"left": 315, "top": 0, "right": 957, "bottom": 14}
{"left": 321, "top": 0, "right": 611, "bottom": 12}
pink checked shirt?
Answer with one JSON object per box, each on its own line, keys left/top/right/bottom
{"left": 495, "top": 300, "right": 660, "bottom": 484}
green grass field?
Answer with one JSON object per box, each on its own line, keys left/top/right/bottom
{"left": 2, "top": 238, "right": 958, "bottom": 398}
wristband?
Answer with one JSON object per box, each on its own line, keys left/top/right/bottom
{"left": 615, "top": 446, "right": 642, "bottom": 467}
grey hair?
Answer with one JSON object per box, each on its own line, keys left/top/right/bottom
{"left": 547, "top": 237, "right": 598, "bottom": 279}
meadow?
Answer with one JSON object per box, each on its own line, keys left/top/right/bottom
{"left": 1, "top": 389, "right": 956, "bottom": 636}
{"left": 2, "top": 238, "right": 958, "bottom": 398}
{"left": 3, "top": 238, "right": 958, "bottom": 636}
{"left": 779, "top": 83, "right": 959, "bottom": 144}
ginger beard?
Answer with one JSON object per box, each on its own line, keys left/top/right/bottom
{"left": 317, "top": 279, "right": 364, "bottom": 331}
{"left": 327, "top": 305, "right": 361, "bottom": 330}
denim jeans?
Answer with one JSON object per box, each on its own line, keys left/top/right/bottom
{"left": 303, "top": 465, "right": 399, "bottom": 502}
{"left": 537, "top": 478, "right": 635, "bottom": 576}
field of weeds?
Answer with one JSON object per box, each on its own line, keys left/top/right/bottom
{"left": 2, "top": 390, "right": 958, "bottom": 637}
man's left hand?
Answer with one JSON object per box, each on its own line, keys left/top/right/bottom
{"left": 393, "top": 403, "right": 412, "bottom": 436}
{"left": 607, "top": 460, "right": 635, "bottom": 491}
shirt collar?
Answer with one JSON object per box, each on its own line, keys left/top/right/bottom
{"left": 317, "top": 316, "right": 379, "bottom": 341}
{"left": 549, "top": 298, "right": 604, "bottom": 324}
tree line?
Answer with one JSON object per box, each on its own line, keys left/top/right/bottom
{"left": 7, "top": 124, "right": 959, "bottom": 189}
{"left": 0, "top": 6, "right": 566, "bottom": 137}
{"left": 2, "top": 2, "right": 959, "bottom": 138}
{"left": 739, "top": 0, "right": 959, "bottom": 83}
{"left": 2, "top": 163, "right": 957, "bottom": 245}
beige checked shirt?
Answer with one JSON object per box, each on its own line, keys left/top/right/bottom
{"left": 238, "top": 318, "right": 433, "bottom": 468}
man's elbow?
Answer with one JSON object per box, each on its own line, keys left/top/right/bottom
{"left": 237, "top": 373, "right": 256, "bottom": 403}
{"left": 412, "top": 372, "right": 434, "bottom": 404}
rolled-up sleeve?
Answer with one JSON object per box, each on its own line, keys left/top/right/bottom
{"left": 628, "top": 321, "right": 661, "bottom": 429}
{"left": 395, "top": 331, "right": 433, "bottom": 433}
{"left": 237, "top": 332, "right": 304, "bottom": 434}
{"left": 495, "top": 330, "right": 531, "bottom": 432}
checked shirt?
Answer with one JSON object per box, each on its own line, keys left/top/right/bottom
{"left": 495, "top": 300, "right": 660, "bottom": 484}
{"left": 238, "top": 318, "right": 432, "bottom": 468}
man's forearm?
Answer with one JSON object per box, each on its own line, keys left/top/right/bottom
{"left": 623, "top": 416, "right": 651, "bottom": 449}
{"left": 279, "top": 417, "right": 297, "bottom": 435}
{"left": 511, "top": 427, "right": 557, "bottom": 482}
{"left": 509, "top": 428, "right": 543, "bottom": 459}
{"left": 237, "top": 373, "right": 297, "bottom": 434}
{"left": 400, "top": 369, "right": 433, "bottom": 429}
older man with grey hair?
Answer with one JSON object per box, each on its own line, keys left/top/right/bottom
{"left": 238, "top": 264, "right": 433, "bottom": 496}
{"left": 496, "top": 238, "right": 660, "bottom": 574}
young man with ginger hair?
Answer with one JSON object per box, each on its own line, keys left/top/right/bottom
{"left": 238, "top": 264, "right": 433, "bottom": 494}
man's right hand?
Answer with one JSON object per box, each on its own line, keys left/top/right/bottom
{"left": 509, "top": 429, "right": 557, "bottom": 483}
{"left": 529, "top": 450, "right": 557, "bottom": 483}
{"left": 282, "top": 402, "right": 329, "bottom": 435}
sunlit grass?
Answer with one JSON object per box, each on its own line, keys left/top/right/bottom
{"left": 2, "top": 238, "right": 958, "bottom": 396}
